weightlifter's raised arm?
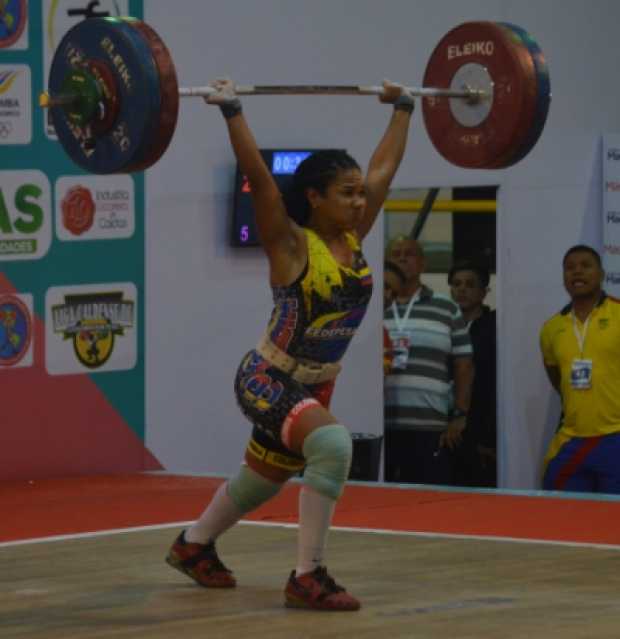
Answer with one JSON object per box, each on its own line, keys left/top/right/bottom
{"left": 357, "top": 81, "right": 415, "bottom": 240}
{"left": 205, "top": 79, "right": 304, "bottom": 282}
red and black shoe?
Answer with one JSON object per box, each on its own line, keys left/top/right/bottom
{"left": 165, "top": 531, "right": 236, "bottom": 588}
{"left": 284, "top": 566, "right": 360, "bottom": 611}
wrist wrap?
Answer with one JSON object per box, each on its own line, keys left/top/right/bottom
{"left": 220, "top": 99, "right": 242, "bottom": 119}
{"left": 393, "top": 93, "right": 414, "bottom": 114}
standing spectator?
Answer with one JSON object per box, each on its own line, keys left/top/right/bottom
{"left": 383, "top": 260, "right": 406, "bottom": 375}
{"left": 384, "top": 236, "right": 473, "bottom": 484}
{"left": 448, "top": 259, "right": 497, "bottom": 487}
{"left": 540, "top": 244, "right": 620, "bottom": 494}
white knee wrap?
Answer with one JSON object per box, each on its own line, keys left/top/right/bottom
{"left": 302, "top": 424, "right": 352, "bottom": 500}
{"left": 227, "top": 464, "right": 282, "bottom": 514}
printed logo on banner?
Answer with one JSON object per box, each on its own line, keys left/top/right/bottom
{"left": 607, "top": 212, "right": 620, "bottom": 224}
{"left": 55, "top": 175, "right": 135, "bottom": 240}
{"left": 0, "top": 0, "right": 28, "bottom": 50}
{"left": 0, "top": 65, "right": 32, "bottom": 145}
{"left": 0, "top": 170, "right": 52, "bottom": 261}
{"left": 603, "top": 135, "right": 620, "bottom": 298}
{"left": 0, "top": 292, "right": 33, "bottom": 368}
{"left": 43, "top": 0, "right": 129, "bottom": 139}
{"left": 45, "top": 282, "right": 137, "bottom": 375}
{"left": 61, "top": 185, "right": 95, "bottom": 235}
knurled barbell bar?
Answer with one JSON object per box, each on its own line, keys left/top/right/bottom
{"left": 39, "top": 17, "right": 551, "bottom": 175}
{"left": 41, "top": 83, "right": 484, "bottom": 104}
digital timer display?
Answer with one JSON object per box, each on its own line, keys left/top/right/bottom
{"left": 231, "top": 148, "right": 345, "bottom": 247}
{"left": 271, "top": 151, "right": 312, "bottom": 175}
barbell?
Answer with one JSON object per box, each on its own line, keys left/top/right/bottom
{"left": 39, "top": 17, "right": 551, "bottom": 175}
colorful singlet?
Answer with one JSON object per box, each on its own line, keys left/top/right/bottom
{"left": 265, "top": 228, "right": 373, "bottom": 364}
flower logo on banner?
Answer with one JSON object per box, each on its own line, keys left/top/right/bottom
{"left": 61, "top": 185, "right": 96, "bottom": 236}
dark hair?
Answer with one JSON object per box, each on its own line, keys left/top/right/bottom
{"left": 283, "top": 150, "right": 360, "bottom": 226}
{"left": 384, "top": 260, "right": 406, "bottom": 284}
{"left": 448, "top": 259, "right": 490, "bottom": 288}
{"left": 562, "top": 244, "right": 602, "bottom": 267}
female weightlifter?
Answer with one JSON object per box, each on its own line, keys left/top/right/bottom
{"left": 166, "top": 77, "right": 414, "bottom": 611}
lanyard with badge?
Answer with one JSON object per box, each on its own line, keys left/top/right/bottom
{"left": 389, "top": 291, "right": 419, "bottom": 370}
{"left": 571, "top": 310, "right": 593, "bottom": 389}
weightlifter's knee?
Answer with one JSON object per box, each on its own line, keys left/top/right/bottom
{"left": 302, "top": 424, "right": 352, "bottom": 500}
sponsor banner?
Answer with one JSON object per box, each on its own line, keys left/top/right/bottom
{"left": 0, "top": 0, "right": 28, "bottom": 50}
{"left": 603, "top": 135, "right": 620, "bottom": 297}
{"left": 0, "top": 65, "right": 31, "bottom": 144}
{"left": 42, "top": 0, "right": 129, "bottom": 139}
{"left": 55, "top": 175, "right": 135, "bottom": 240}
{"left": 0, "top": 170, "right": 52, "bottom": 261}
{"left": 0, "top": 292, "right": 33, "bottom": 368}
{"left": 45, "top": 281, "right": 137, "bottom": 375}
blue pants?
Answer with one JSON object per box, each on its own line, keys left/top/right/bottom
{"left": 543, "top": 432, "right": 620, "bottom": 494}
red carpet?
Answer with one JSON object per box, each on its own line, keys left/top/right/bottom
{"left": 3, "top": 473, "right": 620, "bottom": 545}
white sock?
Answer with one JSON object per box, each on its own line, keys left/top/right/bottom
{"left": 185, "top": 481, "right": 242, "bottom": 545}
{"left": 296, "top": 486, "right": 336, "bottom": 577}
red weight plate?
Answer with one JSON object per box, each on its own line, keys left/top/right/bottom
{"left": 493, "top": 23, "right": 551, "bottom": 168}
{"left": 485, "top": 24, "right": 540, "bottom": 168}
{"left": 124, "top": 19, "right": 179, "bottom": 172}
{"left": 422, "top": 21, "right": 538, "bottom": 169}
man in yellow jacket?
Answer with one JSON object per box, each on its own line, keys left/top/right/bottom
{"left": 540, "top": 245, "right": 620, "bottom": 494}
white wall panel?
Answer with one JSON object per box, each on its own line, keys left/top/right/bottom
{"left": 143, "top": 0, "right": 620, "bottom": 486}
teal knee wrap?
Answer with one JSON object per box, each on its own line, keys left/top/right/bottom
{"left": 227, "top": 465, "right": 282, "bottom": 514}
{"left": 302, "top": 424, "right": 352, "bottom": 500}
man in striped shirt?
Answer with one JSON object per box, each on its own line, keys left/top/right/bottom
{"left": 384, "top": 237, "right": 473, "bottom": 484}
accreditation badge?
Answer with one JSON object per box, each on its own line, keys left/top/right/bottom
{"left": 570, "top": 359, "right": 593, "bottom": 389}
{"left": 388, "top": 331, "right": 411, "bottom": 370}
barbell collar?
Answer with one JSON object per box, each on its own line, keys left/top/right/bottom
{"left": 39, "top": 91, "right": 77, "bottom": 108}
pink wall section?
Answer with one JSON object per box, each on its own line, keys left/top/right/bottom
{"left": 0, "top": 273, "right": 162, "bottom": 480}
